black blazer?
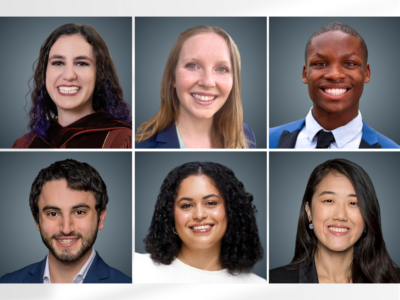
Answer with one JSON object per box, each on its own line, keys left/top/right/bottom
{"left": 269, "top": 259, "right": 318, "bottom": 283}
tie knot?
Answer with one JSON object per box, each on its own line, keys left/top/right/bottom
{"left": 316, "top": 130, "right": 335, "bottom": 148}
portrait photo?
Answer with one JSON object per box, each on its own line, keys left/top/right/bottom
{"left": 0, "top": 17, "right": 132, "bottom": 148}
{"left": 135, "top": 17, "right": 266, "bottom": 149}
{"left": 0, "top": 152, "right": 132, "bottom": 282}
{"left": 135, "top": 151, "right": 267, "bottom": 281}
{"left": 269, "top": 152, "right": 400, "bottom": 283}
{"left": 269, "top": 17, "right": 400, "bottom": 148}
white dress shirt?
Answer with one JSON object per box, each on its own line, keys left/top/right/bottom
{"left": 43, "top": 247, "right": 96, "bottom": 284}
{"left": 295, "top": 108, "right": 363, "bottom": 149}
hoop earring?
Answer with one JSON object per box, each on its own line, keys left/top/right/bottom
{"left": 172, "top": 227, "right": 178, "bottom": 235}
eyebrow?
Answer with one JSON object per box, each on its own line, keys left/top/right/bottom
{"left": 181, "top": 57, "right": 231, "bottom": 66}
{"left": 176, "top": 194, "right": 222, "bottom": 203}
{"left": 42, "top": 203, "right": 91, "bottom": 211}
{"left": 48, "top": 55, "right": 93, "bottom": 62}
{"left": 318, "top": 191, "right": 357, "bottom": 198}
{"left": 310, "top": 52, "right": 361, "bottom": 60}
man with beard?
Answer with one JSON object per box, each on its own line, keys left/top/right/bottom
{"left": 0, "top": 159, "right": 131, "bottom": 283}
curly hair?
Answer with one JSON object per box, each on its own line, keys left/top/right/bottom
{"left": 144, "top": 161, "right": 263, "bottom": 274}
{"left": 291, "top": 159, "right": 399, "bottom": 283}
{"left": 30, "top": 159, "right": 108, "bottom": 224}
{"left": 28, "top": 23, "right": 131, "bottom": 138}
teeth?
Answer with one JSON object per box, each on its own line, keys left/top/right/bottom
{"left": 58, "top": 86, "right": 80, "bottom": 94}
{"left": 192, "top": 94, "right": 216, "bottom": 101}
{"left": 328, "top": 227, "right": 349, "bottom": 232}
{"left": 324, "top": 88, "right": 347, "bottom": 96}
{"left": 57, "top": 239, "right": 78, "bottom": 244}
{"left": 192, "top": 225, "right": 211, "bottom": 230}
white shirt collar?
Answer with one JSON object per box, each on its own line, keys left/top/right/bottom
{"left": 43, "top": 247, "right": 96, "bottom": 284}
{"left": 305, "top": 108, "right": 363, "bottom": 148}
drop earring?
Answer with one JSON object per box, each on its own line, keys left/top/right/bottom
{"left": 309, "top": 221, "right": 313, "bottom": 230}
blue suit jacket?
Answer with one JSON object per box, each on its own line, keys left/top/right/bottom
{"left": 136, "top": 123, "right": 256, "bottom": 148}
{"left": 0, "top": 252, "right": 131, "bottom": 283}
{"left": 269, "top": 119, "right": 400, "bottom": 149}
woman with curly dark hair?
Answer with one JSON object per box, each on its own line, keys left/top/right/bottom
{"left": 12, "top": 23, "right": 131, "bottom": 148}
{"left": 270, "top": 159, "right": 400, "bottom": 283}
{"left": 136, "top": 161, "right": 264, "bottom": 283}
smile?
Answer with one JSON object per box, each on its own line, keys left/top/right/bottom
{"left": 322, "top": 88, "right": 349, "bottom": 96}
{"left": 54, "top": 237, "right": 80, "bottom": 247}
{"left": 191, "top": 93, "right": 216, "bottom": 101}
{"left": 58, "top": 86, "right": 80, "bottom": 94}
{"left": 192, "top": 225, "right": 212, "bottom": 230}
{"left": 188, "top": 224, "right": 214, "bottom": 234}
{"left": 328, "top": 226, "right": 349, "bottom": 232}
{"left": 57, "top": 238, "right": 79, "bottom": 244}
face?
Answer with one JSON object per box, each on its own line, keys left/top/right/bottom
{"left": 173, "top": 33, "right": 233, "bottom": 120}
{"left": 174, "top": 175, "right": 227, "bottom": 251}
{"left": 303, "top": 31, "right": 370, "bottom": 116}
{"left": 35, "top": 179, "right": 106, "bottom": 263}
{"left": 305, "top": 173, "right": 365, "bottom": 253}
{"left": 46, "top": 34, "right": 96, "bottom": 115}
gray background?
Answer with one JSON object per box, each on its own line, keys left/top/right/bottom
{"left": 0, "top": 17, "right": 132, "bottom": 148}
{"left": 269, "top": 152, "right": 400, "bottom": 270}
{"left": 0, "top": 152, "right": 132, "bottom": 278}
{"left": 135, "top": 17, "right": 267, "bottom": 148}
{"left": 135, "top": 152, "right": 267, "bottom": 279}
{"left": 269, "top": 17, "right": 400, "bottom": 145}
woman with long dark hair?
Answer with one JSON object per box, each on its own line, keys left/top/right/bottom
{"left": 13, "top": 23, "right": 131, "bottom": 148}
{"left": 136, "top": 161, "right": 264, "bottom": 283}
{"left": 270, "top": 159, "right": 400, "bottom": 283}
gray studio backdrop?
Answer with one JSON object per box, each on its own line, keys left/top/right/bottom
{"left": 135, "top": 17, "right": 267, "bottom": 148}
{"left": 135, "top": 152, "right": 267, "bottom": 279}
{"left": 269, "top": 152, "right": 400, "bottom": 271}
{"left": 0, "top": 152, "right": 132, "bottom": 278}
{"left": 269, "top": 17, "right": 400, "bottom": 145}
{"left": 0, "top": 17, "right": 132, "bottom": 148}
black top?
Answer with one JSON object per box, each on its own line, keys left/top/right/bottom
{"left": 269, "top": 259, "right": 318, "bottom": 284}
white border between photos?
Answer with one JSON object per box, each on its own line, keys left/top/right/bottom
{"left": 1, "top": 0, "right": 400, "bottom": 300}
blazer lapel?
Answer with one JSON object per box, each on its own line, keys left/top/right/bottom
{"left": 156, "top": 123, "right": 180, "bottom": 148}
{"left": 277, "top": 119, "right": 305, "bottom": 148}
{"left": 360, "top": 121, "right": 382, "bottom": 148}
{"left": 83, "top": 252, "right": 109, "bottom": 283}
{"left": 299, "top": 259, "right": 319, "bottom": 283}
{"left": 25, "top": 257, "right": 46, "bottom": 283}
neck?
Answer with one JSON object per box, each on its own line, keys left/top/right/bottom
{"left": 56, "top": 103, "right": 96, "bottom": 127}
{"left": 177, "top": 243, "right": 222, "bottom": 271}
{"left": 48, "top": 247, "right": 93, "bottom": 283}
{"left": 314, "top": 244, "right": 353, "bottom": 283}
{"left": 176, "top": 113, "right": 214, "bottom": 148}
{"left": 312, "top": 105, "right": 359, "bottom": 131}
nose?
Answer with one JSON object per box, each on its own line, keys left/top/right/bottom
{"left": 324, "top": 63, "right": 345, "bottom": 81}
{"left": 332, "top": 203, "right": 348, "bottom": 222}
{"left": 192, "top": 205, "right": 208, "bottom": 221}
{"left": 198, "top": 69, "right": 216, "bottom": 88}
{"left": 63, "top": 64, "right": 77, "bottom": 81}
{"left": 60, "top": 214, "right": 74, "bottom": 235}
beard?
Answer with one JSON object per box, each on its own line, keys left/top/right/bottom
{"left": 40, "top": 228, "right": 98, "bottom": 263}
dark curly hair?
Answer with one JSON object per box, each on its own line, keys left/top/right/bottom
{"left": 28, "top": 23, "right": 131, "bottom": 138}
{"left": 30, "top": 159, "right": 108, "bottom": 223}
{"left": 292, "top": 159, "right": 399, "bottom": 283}
{"left": 144, "top": 161, "right": 263, "bottom": 274}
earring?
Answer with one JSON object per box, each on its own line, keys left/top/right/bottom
{"left": 309, "top": 221, "right": 313, "bottom": 230}
{"left": 172, "top": 227, "right": 178, "bottom": 235}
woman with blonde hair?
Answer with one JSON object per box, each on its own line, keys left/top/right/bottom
{"left": 135, "top": 25, "right": 256, "bottom": 149}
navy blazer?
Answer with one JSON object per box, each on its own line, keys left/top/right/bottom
{"left": 136, "top": 123, "right": 256, "bottom": 148}
{"left": 0, "top": 252, "right": 131, "bottom": 283}
{"left": 269, "top": 119, "right": 400, "bottom": 149}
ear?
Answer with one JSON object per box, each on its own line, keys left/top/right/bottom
{"left": 364, "top": 63, "right": 371, "bottom": 83}
{"left": 302, "top": 64, "right": 308, "bottom": 84}
{"left": 33, "top": 213, "right": 40, "bottom": 231}
{"left": 305, "top": 202, "right": 312, "bottom": 221}
{"left": 98, "top": 207, "right": 107, "bottom": 230}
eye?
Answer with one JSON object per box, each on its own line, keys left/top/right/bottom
{"left": 76, "top": 61, "right": 89, "bottom": 66}
{"left": 314, "top": 62, "right": 328, "bottom": 67}
{"left": 186, "top": 63, "right": 198, "bottom": 69}
{"left": 48, "top": 211, "right": 58, "bottom": 217}
{"left": 205, "top": 201, "right": 218, "bottom": 206}
{"left": 216, "top": 66, "right": 228, "bottom": 73}
{"left": 322, "top": 199, "right": 334, "bottom": 203}
{"left": 344, "top": 61, "right": 357, "bottom": 67}
{"left": 349, "top": 202, "right": 359, "bottom": 206}
{"left": 51, "top": 61, "right": 63, "bottom": 66}
{"left": 75, "top": 210, "right": 85, "bottom": 215}
{"left": 180, "top": 203, "right": 192, "bottom": 209}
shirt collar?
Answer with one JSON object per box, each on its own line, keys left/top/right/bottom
{"left": 43, "top": 247, "right": 96, "bottom": 284}
{"left": 305, "top": 108, "right": 363, "bottom": 148}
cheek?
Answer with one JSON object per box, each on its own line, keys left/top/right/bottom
{"left": 211, "top": 206, "right": 227, "bottom": 226}
{"left": 217, "top": 76, "right": 233, "bottom": 97}
{"left": 175, "top": 70, "right": 194, "bottom": 94}
{"left": 174, "top": 208, "right": 188, "bottom": 229}
{"left": 40, "top": 220, "right": 56, "bottom": 235}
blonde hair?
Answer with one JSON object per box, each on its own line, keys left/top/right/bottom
{"left": 135, "top": 25, "right": 249, "bottom": 148}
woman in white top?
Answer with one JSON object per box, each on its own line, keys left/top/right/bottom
{"left": 136, "top": 161, "right": 265, "bottom": 283}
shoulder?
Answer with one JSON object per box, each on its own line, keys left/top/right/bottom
{"left": 269, "top": 119, "right": 305, "bottom": 148}
{"left": 362, "top": 122, "right": 400, "bottom": 148}
{"left": 135, "top": 134, "right": 159, "bottom": 148}
{"left": 12, "top": 132, "right": 36, "bottom": 148}
{"left": 243, "top": 123, "right": 256, "bottom": 148}
{"left": 105, "top": 128, "right": 132, "bottom": 148}
{"left": 374, "top": 131, "right": 400, "bottom": 149}
{"left": 135, "top": 123, "right": 179, "bottom": 149}
{"left": 233, "top": 271, "right": 267, "bottom": 283}
{"left": 269, "top": 265, "right": 299, "bottom": 283}
{"left": 0, "top": 261, "right": 42, "bottom": 283}
{"left": 105, "top": 266, "right": 132, "bottom": 283}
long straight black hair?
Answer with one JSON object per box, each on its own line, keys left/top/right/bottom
{"left": 291, "top": 158, "right": 399, "bottom": 283}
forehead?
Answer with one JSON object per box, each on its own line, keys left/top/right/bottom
{"left": 308, "top": 31, "right": 364, "bottom": 60}
{"left": 49, "top": 34, "right": 94, "bottom": 58}
{"left": 179, "top": 33, "right": 231, "bottom": 64}
{"left": 313, "top": 173, "right": 355, "bottom": 196}
{"left": 38, "top": 179, "right": 96, "bottom": 209}
{"left": 177, "top": 175, "right": 221, "bottom": 196}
